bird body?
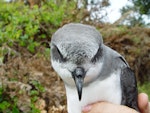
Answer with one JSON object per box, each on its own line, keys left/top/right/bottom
{"left": 50, "top": 23, "right": 139, "bottom": 113}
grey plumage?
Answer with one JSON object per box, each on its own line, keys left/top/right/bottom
{"left": 50, "top": 23, "right": 139, "bottom": 113}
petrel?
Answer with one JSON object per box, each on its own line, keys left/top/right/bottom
{"left": 50, "top": 23, "right": 139, "bottom": 113}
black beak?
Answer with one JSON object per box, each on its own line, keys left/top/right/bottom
{"left": 72, "top": 67, "right": 86, "bottom": 101}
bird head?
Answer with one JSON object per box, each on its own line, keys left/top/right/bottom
{"left": 50, "top": 23, "right": 104, "bottom": 101}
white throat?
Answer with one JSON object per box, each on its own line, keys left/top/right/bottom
{"left": 65, "top": 69, "right": 122, "bottom": 113}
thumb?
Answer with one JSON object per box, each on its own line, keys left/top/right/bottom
{"left": 138, "top": 93, "right": 149, "bottom": 113}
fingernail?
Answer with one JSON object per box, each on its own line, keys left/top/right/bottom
{"left": 82, "top": 105, "right": 92, "bottom": 112}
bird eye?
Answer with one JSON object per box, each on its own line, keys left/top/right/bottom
{"left": 51, "top": 45, "right": 66, "bottom": 62}
{"left": 91, "top": 47, "right": 103, "bottom": 63}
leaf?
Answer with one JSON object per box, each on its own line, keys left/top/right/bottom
{"left": 0, "top": 101, "right": 10, "bottom": 110}
{"left": 27, "top": 42, "right": 35, "bottom": 53}
{"left": 12, "top": 106, "right": 20, "bottom": 113}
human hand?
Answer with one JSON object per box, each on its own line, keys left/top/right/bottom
{"left": 138, "top": 93, "right": 150, "bottom": 113}
{"left": 82, "top": 93, "right": 149, "bottom": 113}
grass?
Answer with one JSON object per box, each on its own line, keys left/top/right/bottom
{"left": 138, "top": 82, "right": 150, "bottom": 97}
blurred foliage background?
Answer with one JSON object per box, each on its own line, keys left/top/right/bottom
{"left": 0, "top": 0, "right": 150, "bottom": 112}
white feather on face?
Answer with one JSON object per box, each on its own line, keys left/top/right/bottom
{"left": 51, "top": 57, "right": 104, "bottom": 87}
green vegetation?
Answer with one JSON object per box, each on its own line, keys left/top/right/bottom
{"left": 0, "top": 80, "right": 45, "bottom": 113}
{"left": 138, "top": 82, "right": 150, "bottom": 97}
{"left": 0, "top": 85, "right": 19, "bottom": 113}
{"left": 131, "top": 0, "right": 150, "bottom": 15}
{"left": 0, "top": 0, "right": 76, "bottom": 53}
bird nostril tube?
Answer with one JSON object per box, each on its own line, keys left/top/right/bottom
{"left": 74, "top": 67, "right": 85, "bottom": 77}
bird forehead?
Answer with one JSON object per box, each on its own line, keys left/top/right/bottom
{"left": 59, "top": 41, "right": 98, "bottom": 59}
{"left": 53, "top": 34, "right": 100, "bottom": 46}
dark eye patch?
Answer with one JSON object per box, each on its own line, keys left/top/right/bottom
{"left": 51, "top": 44, "right": 66, "bottom": 62}
{"left": 91, "top": 47, "right": 103, "bottom": 63}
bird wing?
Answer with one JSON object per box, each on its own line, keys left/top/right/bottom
{"left": 120, "top": 66, "right": 139, "bottom": 111}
